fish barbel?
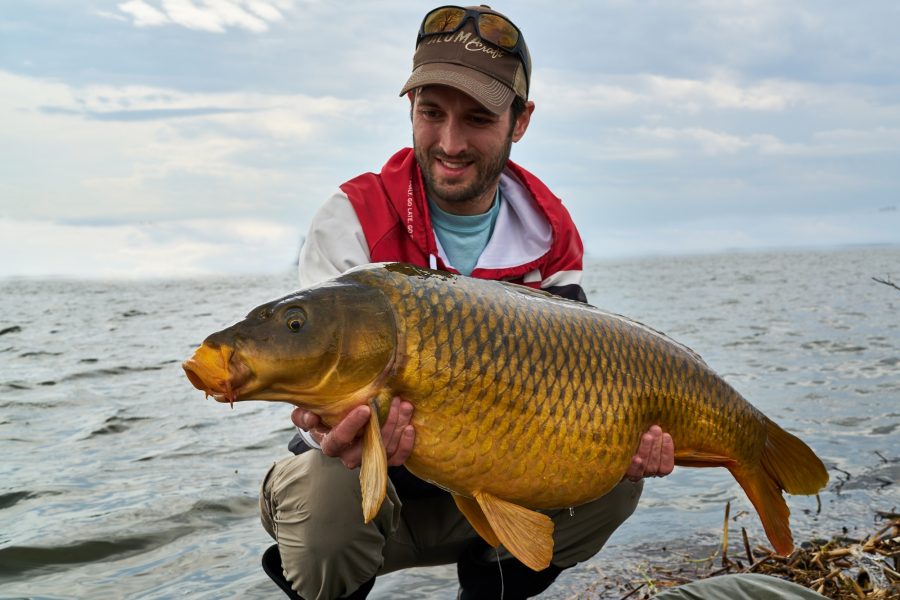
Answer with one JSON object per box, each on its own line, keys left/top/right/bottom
{"left": 183, "top": 263, "right": 828, "bottom": 571}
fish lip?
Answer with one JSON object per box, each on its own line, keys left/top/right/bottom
{"left": 183, "top": 360, "right": 210, "bottom": 392}
{"left": 182, "top": 346, "right": 255, "bottom": 404}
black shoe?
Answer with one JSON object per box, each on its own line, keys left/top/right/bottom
{"left": 261, "top": 544, "right": 376, "bottom": 600}
{"left": 262, "top": 545, "right": 304, "bottom": 600}
{"left": 457, "top": 540, "right": 563, "bottom": 600}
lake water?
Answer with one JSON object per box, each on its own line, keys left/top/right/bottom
{"left": 1, "top": 246, "right": 898, "bottom": 599}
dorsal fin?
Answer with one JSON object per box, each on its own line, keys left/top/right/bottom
{"left": 496, "top": 280, "right": 709, "bottom": 365}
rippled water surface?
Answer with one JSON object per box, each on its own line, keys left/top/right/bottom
{"left": 1, "top": 246, "right": 898, "bottom": 599}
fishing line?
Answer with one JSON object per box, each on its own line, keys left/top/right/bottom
{"left": 493, "top": 546, "right": 504, "bottom": 599}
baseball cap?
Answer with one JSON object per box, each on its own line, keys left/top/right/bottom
{"left": 399, "top": 5, "right": 531, "bottom": 115}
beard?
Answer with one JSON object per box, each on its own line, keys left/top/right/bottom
{"left": 414, "top": 131, "right": 513, "bottom": 207}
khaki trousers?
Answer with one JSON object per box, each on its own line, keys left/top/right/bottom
{"left": 654, "top": 573, "right": 829, "bottom": 600}
{"left": 260, "top": 451, "right": 643, "bottom": 600}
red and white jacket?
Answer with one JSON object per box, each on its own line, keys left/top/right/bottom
{"left": 293, "top": 149, "right": 589, "bottom": 489}
{"left": 298, "top": 147, "right": 587, "bottom": 303}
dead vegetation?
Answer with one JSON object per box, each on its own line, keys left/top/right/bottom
{"left": 581, "top": 506, "right": 899, "bottom": 599}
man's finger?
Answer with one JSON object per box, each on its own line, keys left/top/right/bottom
{"left": 339, "top": 445, "right": 364, "bottom": 469}
{"left": 388, "top": 425, "right": 415, "bottom": 466}
{"left": 645, "top": 425, "right": 663, "bottom": 475}
{"left": 623, "top": 427, "right": 659, "bottom": 481}
{"left": 322, "top": 405, "right": 370, "bottom": 457}
{"left": 292, "top": 407, "right": 320, "bottom": 430}
{"left": 386, "top": 399, "right": 414, "bottom": 464}
{"left": 624, "top": 455, "right": 643, "bottom": 482}
{"left": 636, "top": 430, "right": 654, "bottom": 464}
{"left": 659, "top": 433, "right": 675, "bottom": 476}
{"left": 381, "top": 398, "right": 403, "bottom": 456}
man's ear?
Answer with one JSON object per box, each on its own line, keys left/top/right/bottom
{"left": 512, "top": 101, "right": 535, "bottom": 143}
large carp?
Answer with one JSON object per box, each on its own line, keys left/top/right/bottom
{"left": 183, "top": 263, "right": 828, "bottom": 571}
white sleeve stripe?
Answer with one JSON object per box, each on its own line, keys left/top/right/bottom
{"left": 541, "top": 269, "right": 582, "bottom": 289}
{"left": 298, "top": 192, "right": 370, "bottom": 288}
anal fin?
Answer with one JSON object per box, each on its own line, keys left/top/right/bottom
{"left": 674, "top": 449, "right": 735, "bottom": 468}
{"left": 474, "top": 490, "right": 554, "bottom": 571}
{"left": 359, "top": 403, "right": 387, "bottom": 523}
{"left": 452, "top": 493, "right": 500, "bottom": 548}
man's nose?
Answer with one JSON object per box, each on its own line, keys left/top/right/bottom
{"left": 437, "top": 117, "right": 467, "bottom": 156}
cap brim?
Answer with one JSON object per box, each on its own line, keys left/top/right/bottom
{"left": 399, "top": 63, "right": 514, "bottom": 115}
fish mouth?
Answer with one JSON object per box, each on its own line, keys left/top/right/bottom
{"left": 182, "top": 342, "right": 253, "bottom": 406}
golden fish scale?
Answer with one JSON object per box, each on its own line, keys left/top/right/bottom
{"left": 355, "top": 268, "right": 768, "bottom": 509}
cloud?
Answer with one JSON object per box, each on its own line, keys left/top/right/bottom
{"left": 38, "top": 105, "right": 252, "bottom": 121}
{"left": 537, "top": 72, "right": 794, "bottom": 116}
{"left": 3, "top": 2, "right": 899, "bottom": 278}
{"left": 118, "top": 0, "right": 170, "bottom": 27}
{"left": 604, "top": 126, "right": 900, "bottom": 160}
{"left": 0, "top": 70, "right": 403, "bottom": 225}
{"left": 643, "top": 75, "right": 789, "bottom": 111}
{"left": 115, "top": 0, "right": 293, "bottom": 33}
{"left": 0, "top": 218, "right": 300, "bottom": 278}
{"left": 630, "top": 126, "right": 751, "bottom": 156}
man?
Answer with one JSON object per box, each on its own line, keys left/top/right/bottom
{"left": 259, "top": 6, "right": 675, "bottom": 599}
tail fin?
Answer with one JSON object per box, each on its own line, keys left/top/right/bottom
{"left": 730, "top": 418, "right": 829, "bottom": 555}
{"left": 761, "top": 418, "right": 829, "bottom": 495}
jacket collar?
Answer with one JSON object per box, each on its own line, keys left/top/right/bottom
{"left": 378, "top": 147, "right": 558, "bottom": 277}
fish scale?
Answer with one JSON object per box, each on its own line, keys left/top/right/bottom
{"left": 183, "top": 262, "right": 829, "bottom": 571}
{"left": 372, "top": 268, "right": 699, "bottom": 502}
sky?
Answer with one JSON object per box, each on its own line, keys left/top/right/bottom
{"left": 1, "top": 0, "right": 899, "bottom": 278}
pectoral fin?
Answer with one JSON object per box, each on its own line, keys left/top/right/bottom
{"left": 359, "top": 404, "right": 387, "bottom": 523}
{"left": 473, "top": 490, "right": 554, "bottom": 571}
{"left": 452, "top": 493, "right": 500, "bottom": 548}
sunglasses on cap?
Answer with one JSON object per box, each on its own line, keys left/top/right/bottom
{"left": 418, "top": 6, "right": 530, "bottom": 90}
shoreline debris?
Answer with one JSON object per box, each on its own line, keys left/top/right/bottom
{"left": 592, "top": 508, "right": 899, "bottom": 599}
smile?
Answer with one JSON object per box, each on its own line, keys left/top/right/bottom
{"left": 437, "top": 157, "right": 472, "bottom": 172}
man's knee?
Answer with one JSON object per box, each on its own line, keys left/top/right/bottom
{"left": 261, "top": 452, "right": 383, "bottom": 542}
{"left": 259, "top": 452, "right": 401, "bottom": 598}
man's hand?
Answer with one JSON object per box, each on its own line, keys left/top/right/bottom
{"left": 291, "top": 397, "right": 415, "bottom": 469}
{"left": 623, "top": 425, "right": 675, "bottom": 482}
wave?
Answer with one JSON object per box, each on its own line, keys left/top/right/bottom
{"left": 61, "top": 365, "right": 164, "bottom": 382}
{"left": 1, "top": 382, "right": 31, "bottom": 391}
{"left": 0, "top": 497, "right": 258, "bottom": 579}
{"left": 0, "top": 526, "right": 195, "bottom": 578}
{"left": 0, "top": 490, "right": 63, "bottom": 511}
{"left": 87, "top": 416, "right": 151, "bottom": 437}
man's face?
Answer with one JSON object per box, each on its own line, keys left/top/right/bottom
{"left": 411, "top": 85, "right": 529, "bottom": 214}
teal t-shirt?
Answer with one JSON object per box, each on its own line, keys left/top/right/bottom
{"left": 428, "top": 191, "right": 501, "bottom": 276}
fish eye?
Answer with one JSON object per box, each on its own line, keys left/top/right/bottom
{"left": 285, "top": 308, "right": 307, "bottom": 332}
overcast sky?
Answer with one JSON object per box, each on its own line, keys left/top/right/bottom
{"left": 2, "top": 0, "right": 898, "bottom": 278}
